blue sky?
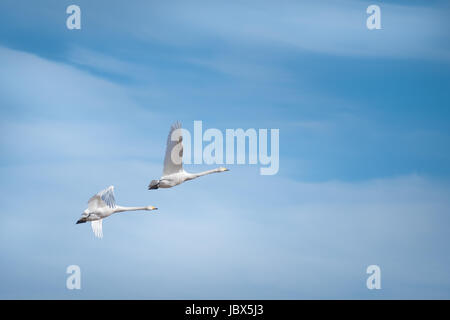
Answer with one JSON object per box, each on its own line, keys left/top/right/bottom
{"left": 0, "top": 0, "right": 449, "bottom": 299}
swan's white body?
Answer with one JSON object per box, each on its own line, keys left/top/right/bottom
{"left": 148, "top": 122, "right": 229, "bottom": 190}
{"left": 77, "top": 186, "right": 157, "bottom": 238}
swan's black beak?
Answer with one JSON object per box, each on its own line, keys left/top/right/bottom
{"left": 76, "top": 218, "right": 87, "bottom": 224}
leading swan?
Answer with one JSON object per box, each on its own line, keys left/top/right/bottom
{"left": 148, "top": 122, "right": 229, "bottom": 190}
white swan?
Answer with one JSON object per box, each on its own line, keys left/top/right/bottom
{"left": 76, "top": 186, "right": 157, "bottom": 238}
{"left": 148, "top": 122, "right": 229, "bottom": 190}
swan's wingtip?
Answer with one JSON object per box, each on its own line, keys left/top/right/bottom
{"left": 171, "top": 121, "right": 182, "bottom": 130}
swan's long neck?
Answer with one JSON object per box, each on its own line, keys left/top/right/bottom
{"left": 113, "top": 206, "right": 149, "bottom": 213}
{"left": 185, "top": 168, "right": 222, "bottom": 180}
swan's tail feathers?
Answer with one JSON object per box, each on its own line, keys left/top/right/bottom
{"left": 148, "top": 180, "right": 160, "bottom": 190}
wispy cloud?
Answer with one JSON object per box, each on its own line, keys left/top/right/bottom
{"left": 0, "top": 1, "right": 449, "bottom": 299}
{"left": 130, "top": 0, "right": 450, "bottom": 61}
{"left": 1, "top": 155, "right": 449, "bottom": 298}
{"left": 0, "top": 46, "right": 165, "bottom": 163}
{"left": 66, "top": 46, "right": 145, "bottom": 80}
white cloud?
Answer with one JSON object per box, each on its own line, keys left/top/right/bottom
{"left": 0, "top": 46, "right": 167, "bottom": 163}
{"left": 133, "top": 0, "right": 450, "bottom": 61}
{"left": 1, "top": 154, "right": 449, "bottom": 298}
{"left": 0, "top": 19, "right": 449, "bottom": 298}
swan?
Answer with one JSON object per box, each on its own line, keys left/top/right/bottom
{"left": 76, "top": 185, "right": 157, "bottom": 238}
{"left": 148, "top": 122, "right": 229, "bottom": 190}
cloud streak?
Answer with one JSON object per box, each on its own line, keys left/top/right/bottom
{"left": 0, "top": 1, "right": 449, "bottom": 299}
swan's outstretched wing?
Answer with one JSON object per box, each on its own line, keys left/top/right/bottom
{"left": 162, "top": 121, "right": 183, "bottom": 176}
{"left": 88, "top": 186, "right": 116, "bottom": 210}
{"left": 91, "top": 220, "right": 103, "bottom": 239}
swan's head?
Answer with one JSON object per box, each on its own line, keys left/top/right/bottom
{"left": 218, "top": 167, "right": 229, "bottom": 172}
{"left": 146, "top": 206, "right": 158, "bottom": 211}
{"left": 76, "top": 210, "right": 89, "bottom": 224}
